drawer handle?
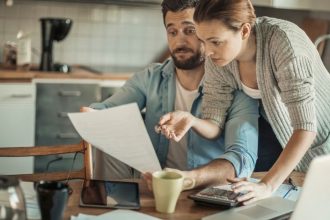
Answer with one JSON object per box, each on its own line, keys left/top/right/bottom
{"left": 58, "top": 91, "right": 81, "bottom": 97}
{"left": 10, "top": 94, "right": 33, "bottom": 98}
{"left": 57, "top": 133, "right": 79, "bottom": 139}
{"left": 58, "top": 112, "right": 68, "bottom": 118}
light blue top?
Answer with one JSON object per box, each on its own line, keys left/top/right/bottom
{"left": 90, "top": 59, "right": 259, "bottom": 177}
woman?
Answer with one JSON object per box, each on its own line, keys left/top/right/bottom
{"left": 157, "top": 0, "right": 330, "bottom": 204}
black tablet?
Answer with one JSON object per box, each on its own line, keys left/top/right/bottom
{"left": 80, "top": 179, "right": 140, "bottom": 209}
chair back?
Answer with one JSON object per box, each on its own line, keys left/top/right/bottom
{"left": 0, "top": 140, "right": 93, "bottom": 182}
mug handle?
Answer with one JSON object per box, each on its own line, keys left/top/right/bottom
{"left": 182, "top": 177, "right": 196, "bottom": 190}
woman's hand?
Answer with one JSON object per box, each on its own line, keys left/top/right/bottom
{"left": 228, "top": 178, "right": 273, "bottom": 205}
{"left": 155, "top": 111, "right": 195, "bottom": 142}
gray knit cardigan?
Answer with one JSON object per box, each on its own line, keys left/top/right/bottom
{"left": 202, "top": 17, "right": 330, "bottom": 172}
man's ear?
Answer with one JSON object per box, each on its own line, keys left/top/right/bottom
{"left": 241, "top": 23, "right": 251, "bottom": 40}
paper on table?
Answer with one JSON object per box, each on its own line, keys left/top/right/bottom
{"left": 71, "top": 210, "right": 161, "bottom": 220}
{"left": 249, "top": 178, "right": 302, "bottom": 201}
{"left": 68, "top": 103, "right": 161, "bottom": 173}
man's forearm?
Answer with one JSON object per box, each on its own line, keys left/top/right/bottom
{"left": 188, "top": 159, "right": 236, "bottom": 188}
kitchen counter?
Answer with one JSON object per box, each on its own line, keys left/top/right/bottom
{"left": 0, "top": 67, "right": 133, "bottom": 82}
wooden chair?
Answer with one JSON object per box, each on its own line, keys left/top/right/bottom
{"left": 0, "top": 140, "right": 93, "bottom": 182}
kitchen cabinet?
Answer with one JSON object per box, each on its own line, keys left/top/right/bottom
{"left": 0, "top": 83, "right": 35, "bottom": 174}
{"left": 252, "top": 0, "right": 330, "bottom": 12}
{"left": 34, "top": 79, "right": 101, "bottom": 172}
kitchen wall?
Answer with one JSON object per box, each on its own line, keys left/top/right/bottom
{"left": 255, "top": 6, "right": 330, "bottom": 26}
{"left": 1, "top": 2, "right": 330, "bottom": 73}
{"left": 0, "top": 0, "right": 167, "bottom": 72}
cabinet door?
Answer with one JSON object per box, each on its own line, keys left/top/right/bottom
{"left": 36, "top": 83, "right": 101, "bottom": 146}
{"left": 35, "top": 82, "right": 100, "bottom": 172}
{"left": 0, "top": 83, "right": 35, "bottom": 174}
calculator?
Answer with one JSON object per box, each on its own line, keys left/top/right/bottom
{"left": 188, "top": 187, "right": 241, "bottom": 207}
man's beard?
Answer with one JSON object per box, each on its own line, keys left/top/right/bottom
{"left": 171, "top": 47, "right": 204, "bottom": 70}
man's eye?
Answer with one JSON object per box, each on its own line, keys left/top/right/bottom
{"left": 185, "top": 28, "right": 196, "bottom": 35}
{"left": 168, "top": 30, "right": 177, "bottom": 36}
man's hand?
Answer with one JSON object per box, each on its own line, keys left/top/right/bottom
{"left": 80, "top": 106, "right": 96, "bottom": 112}
{"left": 142, "top": 172, "right": 153, "bottom": 191}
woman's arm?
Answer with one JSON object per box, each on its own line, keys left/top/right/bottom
{"left": 261, "top": 129, "right": 316, "bottom": 191}
{"left": 157, "top": 58, "right": 237, "bottom": 142}
{"left": 231, "top": 129, "right": 315, "bottom": 204}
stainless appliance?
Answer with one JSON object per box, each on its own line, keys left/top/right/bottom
{"left": 39, "top": 18, "right": 72, "bottom": 72}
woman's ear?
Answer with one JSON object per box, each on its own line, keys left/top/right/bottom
{"left": 241, "top": 23, "right": 251, "bottom": 40}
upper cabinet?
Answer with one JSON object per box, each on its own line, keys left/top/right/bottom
{"left": 252, "top": 0, "right": 330, "bottom": 12}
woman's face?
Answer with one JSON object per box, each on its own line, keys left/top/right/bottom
{"left": 196, "top": 20, "right": 243, "bottom": 66}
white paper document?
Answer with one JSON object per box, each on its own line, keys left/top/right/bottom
{"left": 249, "top": 178, "right": 302, "bottom": 201}
{"left": 71, "top": 210, "right": 161, "bottom": 220}
{"left": 68, "top": 103, "right": 161, "bottom": 173}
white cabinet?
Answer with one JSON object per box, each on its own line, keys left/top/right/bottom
{"left": 0, "top": 83, "right": 35, "bottom": 174}
{"left": 252, "top": 0, "right": 330, "bottom": 12}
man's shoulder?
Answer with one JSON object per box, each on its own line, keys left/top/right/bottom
{"left": 134, "top": 59, "right": 175, "bottom": 80}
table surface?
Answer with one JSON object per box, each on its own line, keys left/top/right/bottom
{"left": 63, "top": 172, "right": 305, "bottom": 220}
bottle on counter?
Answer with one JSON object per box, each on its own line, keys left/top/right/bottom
{"left": 16, "top": 30, "right": 32, "bottom": 71}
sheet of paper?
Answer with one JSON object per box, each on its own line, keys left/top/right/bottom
{"left": 68, "top": 103, "right": 161, "bottom": 173}
{"left": 71, "top": 210, "right": 161, "bottom": 220}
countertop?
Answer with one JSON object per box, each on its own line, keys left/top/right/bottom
{"left": 0, "top": 67, "right": 133, "bottom": 83}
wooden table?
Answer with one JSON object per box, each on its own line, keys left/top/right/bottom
{"left": 63, "top": 172, "right": 305, "bottom": 220}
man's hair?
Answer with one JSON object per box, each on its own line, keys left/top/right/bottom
{"left": 161, "top": 0, "right": 199, "bottom": 25}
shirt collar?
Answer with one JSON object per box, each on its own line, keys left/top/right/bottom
{"left": 161, "top": 58, "right": 205, "bottom": 93}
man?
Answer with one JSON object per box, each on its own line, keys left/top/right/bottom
{"left": 88, "top": 0, "right": 259, "bottom": 189}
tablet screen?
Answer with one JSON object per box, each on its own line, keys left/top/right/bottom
{"left": 80, "top": 180, "right": 140, "bottom": 209}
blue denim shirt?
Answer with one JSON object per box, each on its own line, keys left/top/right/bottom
{"left": 90, "top": 59, "right": 259, "bottom": 177}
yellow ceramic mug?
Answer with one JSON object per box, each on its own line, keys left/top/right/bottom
{"left": 152, "top": 170, "right": 195, "bottom": 213}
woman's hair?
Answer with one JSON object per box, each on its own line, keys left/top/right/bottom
{"left": 193, "top": 0, "right": 256, "bottom": 31}
{"left": 161, "top": 0, "right": 199, "bottom": 24}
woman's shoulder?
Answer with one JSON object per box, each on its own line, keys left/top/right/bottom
{"left": 256, "top": 17, "right": 314, "bottom": 58}
{"left": 256, "top": 16, "right": 301, "bottom": 32}
{"left": 258, "top": 17, "right": 309, "bottom": 39}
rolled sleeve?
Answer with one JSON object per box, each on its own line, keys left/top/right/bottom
{"left": 218, "top": 150, "right": 253, "bottom": 178}
{"left": 219, "top": 91, "right": 259, "bottom": 177}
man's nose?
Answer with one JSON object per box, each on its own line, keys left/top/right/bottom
{"left": 177, "top": 30, "right": 188, "bottom": 40}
